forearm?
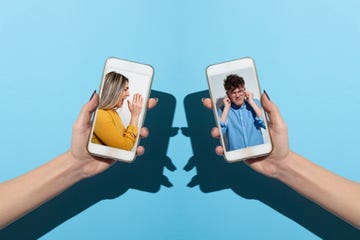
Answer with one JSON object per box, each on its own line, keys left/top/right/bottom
{"left": 248, "top": 100, "right": 262, "bottom": 118}
{"left": 0, "top": 152, "right": 84, "bottom": 229}
{"left": 221, "top": 107, "right": 230, "bottom": 122}
{"left": 129, "top": 115, "right": 139, "bottom": 127}
{"left": 277, "top": 152, "right": 360, "bottom": 229}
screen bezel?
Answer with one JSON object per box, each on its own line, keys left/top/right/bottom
{"left": 87, "top": 57, "right": 154, "bottom": 162}
{"left": 206, "top": 57, "right": 272, "bottom": 162}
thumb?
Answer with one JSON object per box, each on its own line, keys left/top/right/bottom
{"left": 260, "top": 91, "right": 284, "bottom": 127}
{"left": 77, "top": 93, "right": 99, "bottom": 126}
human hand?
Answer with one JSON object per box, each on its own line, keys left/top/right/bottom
{"left": 223, "top": 96, "right": 231, "bottom": 108}
{"left": 245, "top": 91, "right": 254, "bottom": 103}
{"left": 68, "top": 92, "right": 157, "bottom": 178}
{"left": 203, "top": 92, "right": 292, "bottom": 178}
{"left": 128, "top": 93, "right": 144, "bottom": 118}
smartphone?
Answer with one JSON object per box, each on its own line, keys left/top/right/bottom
{"left": 87, "top": 57, "right": 154, "bottom": 162}
{"left": 206, "top": 57, "right": 272, "bottom": 162}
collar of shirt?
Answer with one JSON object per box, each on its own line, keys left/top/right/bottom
{"left": 231, "top": 101, "right": 247, "bottom": 110}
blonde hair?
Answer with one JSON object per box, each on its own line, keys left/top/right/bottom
{"left": 98, "top": 71, "right": 128, "bottom": 110}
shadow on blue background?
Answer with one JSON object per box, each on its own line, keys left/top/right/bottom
{"left": 0, "top": 90, "right": 178, "bottom": 240}
{"left": 182, "top": 90, "right": 360, "bottom": 239}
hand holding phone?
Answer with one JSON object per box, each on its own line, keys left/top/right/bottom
{"left": 206, "top": 57, "right": 272, "bottom": 162}
{"left": 223, "top": 96, "right": 231, "bottom": 108}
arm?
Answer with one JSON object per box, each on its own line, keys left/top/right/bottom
{"left": 0, "top": 93, "right": 156, "bottom": 229}
{"left": 245, "top": 93, "right": 266, "bottom": 129}
{"left": 128, "top": 93, "right": 143, "bottom": 127}
{"left": 217, "top": 96, "right": 231, "bottom": 135}
{"left": 94, "top": 110, "right": 138, "bottom": 150}
{"left": 217, "top": 106, "right": 227, "bottom": 136}
{"left": 0, "top": 152, "right": 91, "bottom": 229}
{"left": 204, "top": 92, "right": 360, "bottom": 229}
{"left": 248, "top": 94, "right": 360, "bottom": 229}
{"left": 0, "top": 94, "right": 111, "bottom": 229}
{"left": 220, "top": 96, "right": 231, "bottom": 123}
{"left": 276, "top": 152, "right": 360, "bottom": 229}
{"left": 245, "top": 91, "right": 262, "bottom": 118}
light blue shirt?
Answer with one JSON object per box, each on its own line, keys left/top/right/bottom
{"left": 218, "top": 99, "right": 266, "bottom": 151}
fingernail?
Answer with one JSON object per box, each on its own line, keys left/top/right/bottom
{"left": 201, "top": 98, "right": 205, "bottom": 103}
{"left": 155, "top": 98, "right": 159, "bottom": 103}
{"left": 264, "top": 90, "right": 271, "bottom": 101}
{"left": 89, "top": 90, "right": 96, "bottom": 101}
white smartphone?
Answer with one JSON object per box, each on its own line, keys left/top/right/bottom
{"left": 206, "top": 57, "right": 272, "bottom": 162}
{"left": 87, "top": 57, "right": 154, "bottom": 162}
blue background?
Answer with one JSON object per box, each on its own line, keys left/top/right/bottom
{"left": 1, "top": 0, "right": 360, "bottom": 239}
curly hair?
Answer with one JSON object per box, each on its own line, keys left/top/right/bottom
{"left": 223, "top": 74, "right": 245, "bottom": 92}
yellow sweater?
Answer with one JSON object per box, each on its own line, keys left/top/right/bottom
{"left": 91, "top": 109, "right": 138, "bottom": 151}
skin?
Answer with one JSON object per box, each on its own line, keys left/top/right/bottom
{"left": 116, "top": 82, "right": 130, "bottom": 108}
{"left": 0, "top": 93, "right": 157, "bottom": 229}
{"left": 221, "top": 86, "right": 263, "bottom": 123}
{"left": 203, "top": 93, "right": 360, "bottom": 229}
{"left": 115, "top": 81, "right": 143, "bottom": 127}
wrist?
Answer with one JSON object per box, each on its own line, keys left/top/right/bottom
{"left": 247, "top": 99, "right": 255, "bottom": 105}
{"left": 274, "top": 151, "right": 297, "bottom": 181}
{"left": 65, "top": 151, "right": 89, "bottom": 181}
{"left": 130, "top": 116, "right": 139, "bottom": 126}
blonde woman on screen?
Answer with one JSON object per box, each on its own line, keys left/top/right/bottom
{"left": 91, "top": 71, "right": 143, "bottom": 150}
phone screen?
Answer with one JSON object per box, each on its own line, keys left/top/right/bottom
{"left": 206, "top": 57, "right": 272, "bottom": 162}
{"left": 87, "top": 57, "right": 153, "bottom": 162}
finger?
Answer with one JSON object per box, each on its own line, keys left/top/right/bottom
{"left": 132, "top": 94, "right": 137, "bottom": 103}
{"left": 136, "top": 145, "right": 145, "bottom": 156}
{"left": 211, "top": 127, "right": 220, "bottom": 138}
{"left": 260, "top": 93, "right": 284, "bottom": 126}
{"left": 245, "top": 157, "right": 263, "bottom": 166}
{"left": 75, "top": 93, "right": 99, "bottom": 127}
{"left": 215, "top": 146, "right": 224, "bottom": 155}
{"left": 134, "top": 93, "right": 141, "bottom": 100}
{"left": 88, "top": 93, "right": 99, "bottom": 112}
{"left": 134, "top": 94, "right": 143, "bottom": 105}
{"left": 202, "top": 98, "right": 213, "bottom": 109}
{"left": 127, "top": 100, "right": 132, "bottom": 113}
{"left": 139, "top": 95, "right": 144, "bottom": 105}
{"left": 140, "top": 127, "right": 149, "bottom": 138}
{"left": 147, "top": 98, "right": 158, "bottom": 109}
